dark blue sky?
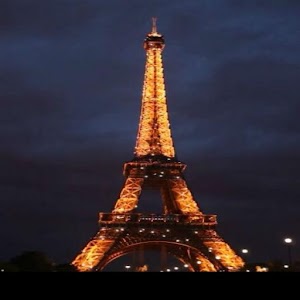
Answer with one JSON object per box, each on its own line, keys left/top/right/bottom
{"left": 1, "top": 0, "right": 299, "bottom": 265}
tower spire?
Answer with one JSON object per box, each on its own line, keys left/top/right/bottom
{"left": 135, "top": 17, "right": 174, "bottom": 158}
{"left": 151, "top": 17, "right": 157, "bottom": 34}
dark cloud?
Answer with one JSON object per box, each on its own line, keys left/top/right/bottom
{"left": 171, "top": 58, "right": 300, "bottom": 157}
{"left": 1, "top": 0, "right": 299, "bottom": 265}
{"left": 0, "top": 0, "right": 101, "bottom": 37}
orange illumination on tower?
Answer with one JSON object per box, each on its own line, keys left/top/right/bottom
{"left": 71, "top": 19, "right": 244, "bottom": 272}
{"left": 135, "top": 17, "right": 175, "bottom": 158}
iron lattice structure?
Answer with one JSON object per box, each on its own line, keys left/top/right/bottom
{"left": 72, "top": 19, "right": 244, "bottom": 272}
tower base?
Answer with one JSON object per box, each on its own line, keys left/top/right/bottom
{"left": 72, "top": 213, "right": 244, "bottom": 272}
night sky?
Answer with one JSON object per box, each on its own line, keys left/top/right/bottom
{"left": 1, "top": 0, "right": 300, "bottom": 266}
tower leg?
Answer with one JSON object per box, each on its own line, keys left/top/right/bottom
{"left": 113, "top": 178, "right": 144, "bottom": 213}
{"left": 161, "top": 244, "right": 167, "bottom": 271}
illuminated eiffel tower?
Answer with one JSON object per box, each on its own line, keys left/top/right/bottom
{"left": 71, "top": 19, "right": 244, "bottom": 272}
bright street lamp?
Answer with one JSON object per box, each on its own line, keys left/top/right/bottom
{"left": 284, "top": 237, "right": 293, "bottom": 267}
{"left": 125, "top": 265, "right": 131, "bottom": 271}
{"left": 284, "top": 238, "right": 292, "bottom": 244}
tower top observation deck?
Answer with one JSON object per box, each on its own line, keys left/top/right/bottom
{"left": 144, "top": 17, "right": 165, "bottom": 50}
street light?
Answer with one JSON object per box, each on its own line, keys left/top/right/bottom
{"left": 284, "top": 237, "right": 293, "bottom": 267}
{"left": 125, "top": 265, "right": 131, "bottom": 271}
{"left": 240, "top": 248, "right": 249, "bottom": 271}
{"left": 241, "top": 249, "right": 249, "bottom": 264}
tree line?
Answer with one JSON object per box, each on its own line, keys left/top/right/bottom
{"left": 0, "top": 251, "right": 77, "bottom": 272}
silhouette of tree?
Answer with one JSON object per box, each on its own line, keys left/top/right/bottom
{"left": 0, "top": 261, "right": 19, "bottom": 272}
{"left": 10, "top": 251, "right": 54, "bottom": 272}
{"left": 55, "top": 263, "right": 78, "bottom": 272}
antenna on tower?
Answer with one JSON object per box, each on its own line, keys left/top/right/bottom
{"left": 151, "top": 17, "right": 157, "bottom": 34}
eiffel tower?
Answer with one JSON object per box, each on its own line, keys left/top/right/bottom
{"left": 71, "top": 18, "right": 244, "bottom": 272}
